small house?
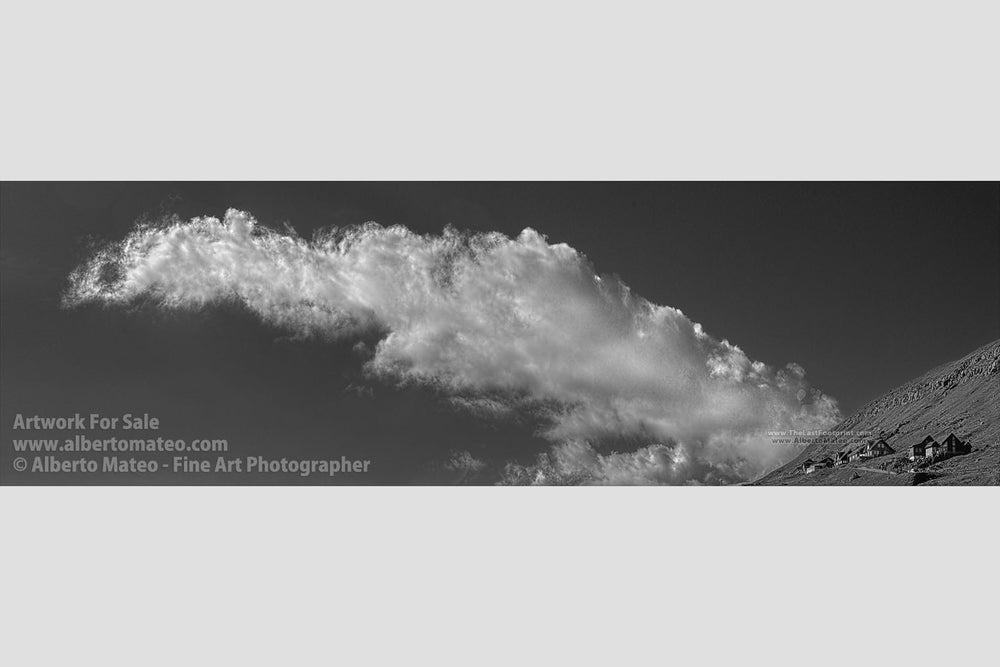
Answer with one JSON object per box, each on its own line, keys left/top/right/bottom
{"left": 909, "top": 435, "right": 939, "bottom": 461}
{"left": 868, "top": 438, "right": 895, "bottom": 458}
{"left": 844, "top": 439, "right": 896, "bottom": 462}
{"left": 834, "top": 451, "right": 850, "bottom": 466}
{"left": 858, "top": 441, "right": 876, "bottom": 459}
{"left": 940, "top": 433, "right": 970, "bottom": 456}
{"left": 803, "top": 458, "right": 833, "bottom": 474}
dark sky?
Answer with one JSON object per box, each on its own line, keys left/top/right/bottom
{"left": 2, "top": 182, "right": 997, "bottom": 484}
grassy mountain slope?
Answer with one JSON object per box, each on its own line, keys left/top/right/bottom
{"left": 755, "top": 338, "right": 1000, "bottom": 486}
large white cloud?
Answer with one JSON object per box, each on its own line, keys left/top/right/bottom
{"left": 65, "top": 209, "right": 840, "bottom": 484}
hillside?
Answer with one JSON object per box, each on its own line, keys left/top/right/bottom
{"left": 755, "top": 338, "right": 1000, "bottom": 486}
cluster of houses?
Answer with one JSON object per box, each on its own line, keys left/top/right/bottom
{"left": 907, "top": 433, "right": 970, "bottom": 461}
{"left": 800, "top": 432, "right": 970, "bottom": 474}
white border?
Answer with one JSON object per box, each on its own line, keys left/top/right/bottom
{"left": 1, "top": 2, "right": 998, "bottom": 180}
{"left": 2, "top": 487, "right": 998, "bottom": 666}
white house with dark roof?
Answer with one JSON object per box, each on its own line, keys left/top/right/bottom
{"left": 806, "top": 457, "right": 833, "bottom": 473}
{"left": 909, "top": 436, "right": 938, "bottom": 461}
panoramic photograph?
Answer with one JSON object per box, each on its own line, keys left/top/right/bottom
{"left": 4, "top": 5, "right": 997, "bottom": 666}
{"left": 2, "top": 182, "right": 997, "bottom": 485}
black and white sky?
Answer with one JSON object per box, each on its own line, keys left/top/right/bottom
{"left": 1, "top": 182, "right": 997, "bottom": 484}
